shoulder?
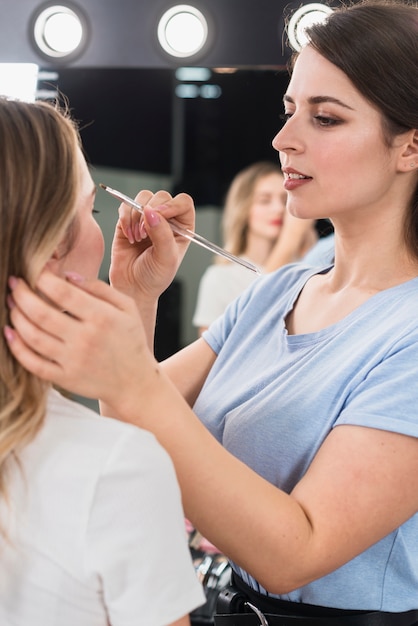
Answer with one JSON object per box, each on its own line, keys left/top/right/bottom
{"left": 47, "top": 388, "right": 139, "bottom": 438}
{"left": 204, "top": 264, "right": 318, "bottom": 350}
{"left": 44, "top": 388, "right": 167, "bottom": 469}
{"left": 194, "top": 261, "right": 259, "bottom": 327}
{"left": 37, "top": 390, "right": 179, "bottom": 538}
{"left": 245, "top": 262, "right": 320, "bottom": 304}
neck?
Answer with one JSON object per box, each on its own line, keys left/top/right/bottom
{"left": 329, "top": 229, "right": 418, "bottom": 293}
{"left": 321, "top": 170, "right": 418, "bottom": 291}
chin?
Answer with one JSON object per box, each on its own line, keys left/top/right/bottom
{"left": 288, "top": 206, "right": 314, "bottom": 220}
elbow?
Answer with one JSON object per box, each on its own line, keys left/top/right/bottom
{"left": 255, "top": 572, "right": 312, "bottom": 596}
{"left": 245, "top": 549, "right": 323, "bottom": 596}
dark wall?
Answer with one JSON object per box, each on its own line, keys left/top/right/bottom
{"left": 56, "top": 66, "right": 289, "bottom": 205}
{"left": 176, "top": 69, "right": 289, "bottom": 205}
{"left": 56, "top": 68, "right": 174, "bottom": 175}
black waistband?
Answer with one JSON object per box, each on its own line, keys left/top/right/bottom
{"left": 214, "top": 571, "right": 418, "bottom": 626}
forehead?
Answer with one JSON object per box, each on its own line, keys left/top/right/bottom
{"left": 286, "top": 45, "right": 359, "bottom": 104}
{"left": 77, "top": 148, "right": 95, "bottom": 193}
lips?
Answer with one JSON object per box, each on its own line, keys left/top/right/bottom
{"left": 282, "top": 168, "right": 312, "bottom": 180}
{"left": 282, "top": 168, "right": 312, "bottom": 190}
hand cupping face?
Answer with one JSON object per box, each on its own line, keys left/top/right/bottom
{"left": 5, "top": 270, "right": 154, "bottom": 406}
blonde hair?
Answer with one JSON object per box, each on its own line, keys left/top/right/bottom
{"left": 221, "top": 161, "right": 283, "bottom": 259}
{"left": 0, "top": 98, "right": 81, "bottom": 509}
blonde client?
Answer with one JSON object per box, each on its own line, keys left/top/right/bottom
{"left": 0, "top": 98, "right": 204, "bottom": 625}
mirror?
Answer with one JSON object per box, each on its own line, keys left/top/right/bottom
{"left": 55, "top": 66, "right": 289, "bottom": 205}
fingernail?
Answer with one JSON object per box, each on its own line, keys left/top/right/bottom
{"left": 147, "top": 210, "right": 161, "bottom": 227}
{"left": 139, "top": 221, "right": 148, "bottom": 239}
{"left": 8, "top": 276, "right": 18, "bottom": 290}
{"left": 6, "top": 294, "right": 15, "bottom": 309}
{"left": 134, "top": 221, "right": 144, "bottom": 242}
{"left": 64, "top": 271, "right": 86, "bottom": 283}
{"left": 127, "top": 226, "right": 135, "bottom": 245}
{"left": 3, "top": 325, "right": 15, "bottom": 343}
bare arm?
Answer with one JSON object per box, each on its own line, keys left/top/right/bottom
{"left": 104, "top": 365, "right": 418, "bottom": 594}
{"left": 100, "top": 339, "right": 215, "bottom": 416}
{"left": 161, "top": 338, "right": 216, "bottom": 406}
{"left": 7, "top": 272, "right": 418, "bottom": 595}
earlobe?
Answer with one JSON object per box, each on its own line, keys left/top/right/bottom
{"left": 398, "top": 129, "right": 418, "bottom": 172}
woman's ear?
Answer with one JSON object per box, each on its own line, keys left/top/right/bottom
{"left": 397, "top": 129, "right": 418, "bottom": 172}
{"left": 44, "top": 246, "right": 64, "bottom": 274}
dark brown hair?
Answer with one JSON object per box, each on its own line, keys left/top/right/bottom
{"left": 304, "top": 0, "right": 418, "bottom": 256}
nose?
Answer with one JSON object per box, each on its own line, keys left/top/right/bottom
{"left": 272, "top": 117, "right": 303, "bottom": 156}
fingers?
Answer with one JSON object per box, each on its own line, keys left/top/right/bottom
{"left": 4, "top": 324, "right": 64, "bottom": 383}
{"left": 141, "top": 193, "right": 196, "bottom": 261}
{"left": 156, "top": 193, "right": 195, "bottom": 232}
{"left": 37, "top": 271, "right": 131, "bottom": 314}
{"left": 7, "top": 272, "right": 134, "bottom": 359}
{"left": 118, "top": 190, "right": 174, "bottom": 244}
{"left": 6, "top": 276, "right": 76, "bottom": 383}
{"left": 4, "top": 271, "right": 147, "bottom": 399}
{"left": 117, "top": 190, "right": 195, "bottom": 246}
{"left": 9, "top": 275, "right": 79, "bottom": 338}
{"left": 146, "top": 190, "right": 174, "bottom": 208}
{"left": 110, "top": 188, "right": 196, "bottom": 298}
{"left": 142, "top": 206, "right": 186, "bottom": 266}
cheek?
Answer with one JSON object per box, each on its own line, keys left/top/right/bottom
{"left": 323, "top": 131, "right": 377, "bottom": 173}
{"left": 78, "top": 222, "right": 105, "bottom": 276}
{"left": 249, "top": 205, "right": 266, "bottom": 221}
{"left": 90, "top": 223, "right": 105, "bottom": 266}
{"left": 248, "top": 209, "right": 263, "bottom": 232}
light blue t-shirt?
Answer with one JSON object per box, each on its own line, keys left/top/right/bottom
{"left": 194, "top": 263, "right": 418, "bottom": 611}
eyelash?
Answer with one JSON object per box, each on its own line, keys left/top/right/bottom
{"left": 279, "top": 113, "right": 292, "bottom": 124}
{"left": 314, "top": 115, "right": 341, "bottom": 127}
{"left": 279, "top": 113, "right": 342, "bottom": 127}
{"left": 93, "top": 209, "right": 100, "bottom": 214}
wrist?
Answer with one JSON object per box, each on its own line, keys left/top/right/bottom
{"left": 104, "top": 354, "right": 162, "bottom": 423}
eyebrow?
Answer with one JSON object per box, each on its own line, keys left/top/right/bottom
{"left": 283, "top": 94, "right": 355, "bottom": 111}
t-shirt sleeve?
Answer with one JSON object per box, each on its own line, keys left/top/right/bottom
{"left": 85, "top": 426, "right": 205, "bottom": 626}
{"left": 336, "top": 333, "right": 418, "bottom": 438}
{"left": 202, "top": 268, "right": 293, "bottom": 354}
